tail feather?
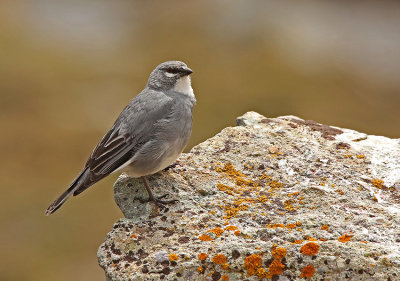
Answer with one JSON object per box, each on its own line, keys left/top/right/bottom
{"left": 45, "top": 169, "right": 90, "bottom": 215}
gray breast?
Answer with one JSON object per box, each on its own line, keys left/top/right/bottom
{"left": 123, "top": 93, "right": 194, "bottom": 177}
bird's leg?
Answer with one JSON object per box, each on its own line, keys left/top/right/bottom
{"left": 141, "top": 176, "right": 178, "bottom": 206}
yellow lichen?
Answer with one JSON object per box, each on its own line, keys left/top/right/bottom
{"left": 215, "top": 163, "right": 245, "bottom": 178}
{"left": 337, "top": 189, "right": 344, "bottom": 195}
{"left": 372, "top": 178, "right": 384, "bottom": 189}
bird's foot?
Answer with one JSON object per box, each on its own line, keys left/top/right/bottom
{"left": 137, "top": 194, "right": 178, "bottom": 208}
{"left": 140, "top": 176, "right": 178, "bottom": 208}
{"left": 151, "top": 194, "right": 178, "bottom": 207}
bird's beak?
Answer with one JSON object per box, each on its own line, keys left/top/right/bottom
{"left": 182, "top": 67, "right": 193, "bottom": 76}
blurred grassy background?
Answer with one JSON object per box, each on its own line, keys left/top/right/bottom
{"left": 1, "top": 1, "right": 399, "bottom": 280}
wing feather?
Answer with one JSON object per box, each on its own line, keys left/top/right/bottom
{"left": 72, "top": 90, "right": 175, "bottom": 195}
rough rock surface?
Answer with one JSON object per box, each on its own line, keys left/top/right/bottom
{"left": 98, "top": 111, "right": 400, "bottom": 281}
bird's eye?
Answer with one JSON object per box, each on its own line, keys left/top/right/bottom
{"left": 166, "top": 68, "right": 178, "bottom": 74}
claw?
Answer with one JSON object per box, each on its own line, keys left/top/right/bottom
{"left": 140, "top": 176, "right": 177, "bottom": 208}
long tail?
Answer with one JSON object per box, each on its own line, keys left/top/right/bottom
{"left": 45, "top": 168, "right": 91, "bottom": 215}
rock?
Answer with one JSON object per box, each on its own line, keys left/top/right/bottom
{"left": 98, "top": 111, "right": 400, "bottom": 281}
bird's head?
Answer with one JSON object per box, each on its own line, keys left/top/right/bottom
{"left": 147, "top": 61, "right": 193, "bottom": 93}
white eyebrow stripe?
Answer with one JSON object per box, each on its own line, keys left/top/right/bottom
{"left": 165, "top": 72, "right": 177, "bottom": 78}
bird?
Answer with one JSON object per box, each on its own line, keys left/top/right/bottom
{"left": 45, "top": 61, "right": 195, "bottom": 215}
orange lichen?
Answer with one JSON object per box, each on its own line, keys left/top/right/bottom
{"left": 212, "top": 254, "right": 227, "bottom": 265}
{"left": 222, "top": 263, "right": 229, "bottom": 270}
{"left": 234, "top": 230, "right": 241, "bottom": 236}
{"left": 215, "top": 163, "right": 245, "bottom": 178}
{"left": 225, "top": 225, "right": 238, "bottom": 231}
{"left": 272, "top": 247, "right": 287, "bottom": 260}
{"left": 293, "top": 240, "right": 304, "bottom": 244}
{"left": 199, "top": 234, "right": 213, "bottom": 241}
{"left": 286, "top": 223, "right": 296, "bottom": 229}
{"left": 300, "top": 242, "right": 320, "bottom": 256}
{"left": 197, "top": 266, "right": 204, "bottom": 273}
{"left": 223, "top": 204, "right": 249, "bottom": 219}
{"left": 268, "top": 223, "right": 285, "bottom": 228}
{"left": 338, "top": 234, "right": 353, "bottom": 242}
{"left": 296, "top": 221, "right": 302, "bottom": 226}
{"left": 244, "top": 254, "right": 263, "bottom": 276}
{"left": 236, "top": 178, "right": 256, "bottom": 187}
{"left": 258, "top": 195, "right": 269, "bottom": 202}
{"left": 268, "top": 260, "right": 285, "bottom": 275}
{"left": 256, "top": 267, "right": 267, "bottom": 278}
{"left": 207, "top": 227, "right": 224, "bottom": 237}
{"left": 284, "top": 200, "right": 295, "bottom": 211}
{"left": 356, "top": 154, "right": 365, "bottom": 159}
{"left": 215, "top": 162, "right": 287, "bottom": 220}
{"left": 221, "top": 275, "right": 229, "bottom": 281}
{"left": 300, "top": 265, "right": 315, "bottom": 278}
{"left": 288, "top": 191, "right": 300, "bottom": 196}
{"left": 198, "top": 253, "right": 208, "bottom": 261}
{"left": 129, "top": 234, "right": 137, "bottom": 238}
{"left": 360, "top": 240, "right": 368, "bottom": 244}
{"left": 372, "top": 178, "right": 384, "bottom": 189}
{"left": 321, "top": 225, "right": 329, "bottom": 231}
{"left": 337, "top": 189, "right": 344, "bottom": 195}
{"left": 169, "top": 254, "right": 178, "bottom": 261}
{"left": 217, "top": 183, "right": 234, "bottom": 193}
{"left": 260, "top": 174, "right": 282, "bottom": 189}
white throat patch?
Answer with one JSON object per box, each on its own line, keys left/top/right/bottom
{"left": 165, "top": 72, "right": 177, "bottom": 78}
{"left": 174, "top": 76, "right": 194, "bottom": 98}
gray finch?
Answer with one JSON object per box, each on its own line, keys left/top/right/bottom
{"left": 45, "top": 61, "right": 195, "bottom": 215}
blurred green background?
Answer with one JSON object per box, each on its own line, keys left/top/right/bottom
{"left": 1, "top": 1, "right": 399, "bottom": 280}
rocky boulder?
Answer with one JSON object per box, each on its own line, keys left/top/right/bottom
{"left": 98, "top": 112, "right": 400, "bottom": 281}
